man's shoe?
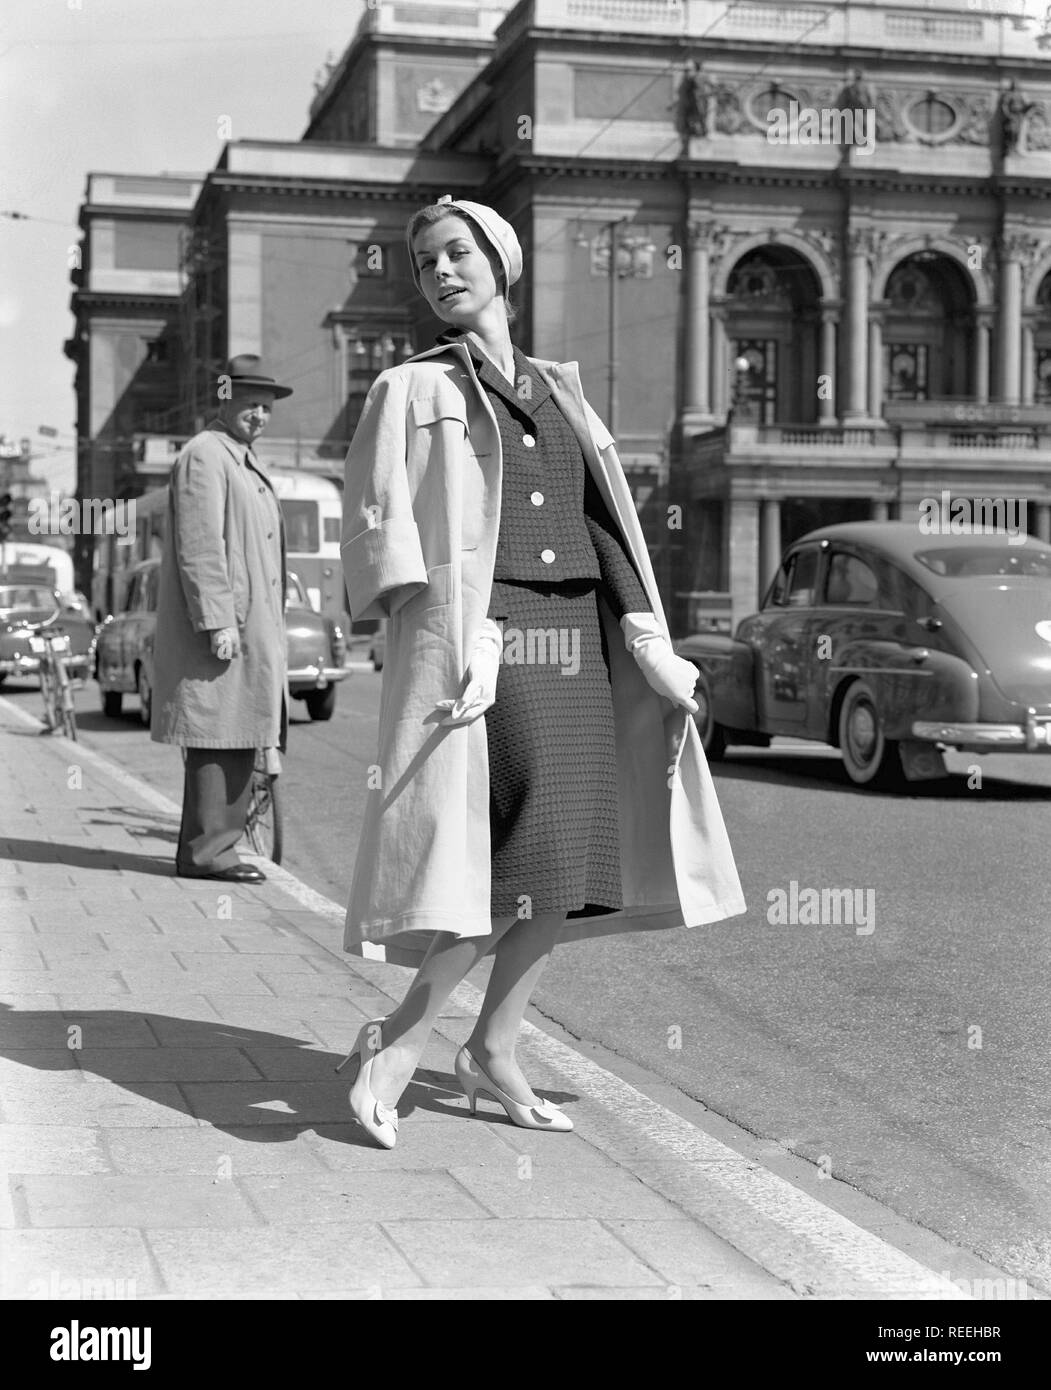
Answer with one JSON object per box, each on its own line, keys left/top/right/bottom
{"left": 176, "top": 863, "right": 266, "bottom": 884}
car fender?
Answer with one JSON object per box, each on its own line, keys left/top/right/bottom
{"left": 824, "top": 641, "right": 980, "bottom": 743}
{"left": 674, "top": 634, "right": 758, "bottom": 731}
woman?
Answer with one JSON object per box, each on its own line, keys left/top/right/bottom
{"left": 339, "top": 197, "right": 745, "bottom": 1148}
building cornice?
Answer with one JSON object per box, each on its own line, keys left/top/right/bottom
{"left": 70, "top": 291, "right": 179, "bottom": 313}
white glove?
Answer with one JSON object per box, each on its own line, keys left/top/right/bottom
{"left": 621, "top": 612, "right": 699, "bottom": 714}
{"left": 438, "top": 618, "right": 503, "bottom": 725}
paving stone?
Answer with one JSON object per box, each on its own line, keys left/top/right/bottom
{"left": 120, "top": 970, "right": 275, "bottom": 996}
{"left": 71, "top": 1047, "right": 263, "bottom": 1083}
{"left": 0, "top": 1228, "right": 162, "bottom": 1298}
{"left": 449, "top": 1159, "right": 685, "bottom": 1221}
{"left": 309, "top": 1120, "right": 522, "bottom": 1172}
{"left": 380, "top": 1218, "right": 665, "bottom": 1288}
{"left": 15, "top": 1174, "right": 263, "bottom": 1229}
{"left": 0, "top": 1049, "right": 80, "bottom": 1079}
{"left": 553, "top": 1284, "right": 762, "bottom": 1300}
{"left": 253, "top": 972, "right": 356, "bottom": 997}
{"left": 145, "top": 1224, "right": 420, "bottom": 1294}
{"left": 241, "top": 1171, "right": 489, "bottom": 1223}
{"left": 2, "top": 1082, "right": 197, "bottom": 1127}
{"left": 174, "top": 952, "right": 321, "bottom": 975}
{"left": 0, "top": 994, "right": 63, "bottom": 1015}
{"left": 2, "top": 970, "right": 129, "bottom": 993}
{"left": 104, "top": 1126, "right": 332, "bottom": 1176}
{"left": 0, "top": 945, "right": 46, "bottom": 967}
{"left": 239, "top": 1046, "right": 355, "bottom": 1082}
{"left": 602, "top": 1218, "right": 799, "bottom": 1298}
{"left": 0, "top": 1125, "right": 111, "bottom": 1176}
{"left": 145, "top": 1014, "right": 297, "bottom": 1048}
{"left": 303, "top": 1286, "right": 556, "bottom": 1300}
{"left": 0, "top": 1014, "right": 157, "bottom": 1050}
{"left": 221, "top": 934, "right": 335, "bottom": 958}
{"left": 180, "top": 1080, "right": 363, "bottom": 1126}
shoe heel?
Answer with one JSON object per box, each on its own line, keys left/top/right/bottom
{"left": 334, "top": 1050, "right": 356, "bottom": 1075}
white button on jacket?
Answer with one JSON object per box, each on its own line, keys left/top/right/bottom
{"left": 523, "top": 435, "right": 536, "bottom": 447}
{"left": 540, "top": 548, "right": 555, "bottom": 563}
{"left": 530, "top": 491, "right": 544, "bottom": 506}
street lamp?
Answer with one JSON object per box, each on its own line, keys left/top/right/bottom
{"left": 731, "top": 353, "right": 752, "bottom": 422}
{"left": 577, "top": 219, "right": 656, "bottom": 436}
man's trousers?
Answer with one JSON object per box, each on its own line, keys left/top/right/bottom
{"left": 175, "top": 748, "right": 255, "bottom": 872}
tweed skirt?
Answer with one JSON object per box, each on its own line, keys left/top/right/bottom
{"left": 486, "top": 578, "right": 622, "bottom": 919}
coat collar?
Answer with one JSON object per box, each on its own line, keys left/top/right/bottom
{"left": 203, "top": 419, "right": 276, "bottom": 494}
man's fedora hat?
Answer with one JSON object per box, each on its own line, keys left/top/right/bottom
{"left": 217, "top": 354, "right": 293, "bottom": 399}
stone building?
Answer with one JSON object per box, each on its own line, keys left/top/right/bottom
{"left": 68, "top": 0, "right": 1051, "bottom": 624}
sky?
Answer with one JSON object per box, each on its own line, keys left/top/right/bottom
{"left": 0, "top": 0, "right": 365, "bottom": 492}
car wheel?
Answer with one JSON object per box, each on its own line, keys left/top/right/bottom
{"left": 304, "top": 685, "right": 336, "bottom": 721}
{"left": 838, "top": 679, "right": 903, "bottom": 788}
{"left": 101, "top": 689, "right": 123, "bottom": 717}
{"left": 692, "top": 672, "right": 727, "bottom": 760}
{"left": 136, "top": 665, "right": 152, "bottom": 727}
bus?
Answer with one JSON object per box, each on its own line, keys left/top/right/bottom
{"left": 0, "top": 539, "right": 76, "bottom": 598}
{"left": 92, "top": 468, "right": 347, "bottom": 626}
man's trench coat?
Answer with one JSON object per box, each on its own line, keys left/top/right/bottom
{"left": 152, "top": 421, "right": 288, "bottom": 751}
{"left": 341, "top": 341, "right": 746, "bottom": 965}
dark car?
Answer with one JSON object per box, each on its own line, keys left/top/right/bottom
{"left": 0, "top": 583, "right": 97, "bottom": 687}
{"left": 96, "top": 561, "right": 348, "bottom": 724}
{"left": 676, "top": 521, "right": 1051, "bottom": 788}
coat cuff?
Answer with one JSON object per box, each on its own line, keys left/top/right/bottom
{"left": 342, "top": 517, "right": 428, "bottom": 624}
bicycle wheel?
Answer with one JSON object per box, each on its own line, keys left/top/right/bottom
{"left": 57, "top": 661, "right": 78, "bottom": 742}
{"left": 38, "top": 660, "right": 60, "bottom": 733}
{"left": 243, "top": 770, "right": 283, "bottom": 864}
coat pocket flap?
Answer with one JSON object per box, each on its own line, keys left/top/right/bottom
{"left": 411, "top": 394, "right": 469, "bottom": 429}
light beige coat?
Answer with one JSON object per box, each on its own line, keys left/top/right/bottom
{"left": 341, "top": 341, "right": 745, "bottom": 965}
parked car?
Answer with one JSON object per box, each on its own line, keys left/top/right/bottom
{"left": 675, "top": 521, "right": 1051, "bottom": 788}
{"left": 0, "top": 584, "right": 96, "bottom": 687}
{"left": 96, "top": 561, "right": 349, "bottom": 724}
{"left": 284, "top": 570, "right": 349, "bottom": 720}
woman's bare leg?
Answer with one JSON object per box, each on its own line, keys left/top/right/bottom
{"left": 464, "top": 911, "right": 565, "bottom": 1104}
{"left": 363, "top": 915, "right": 518, "bottom": 1108}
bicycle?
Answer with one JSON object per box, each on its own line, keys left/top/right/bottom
{"left": 27, "top": 611, "right": 79, "bottom": 741}
{"left": 178, "top": 746, "right": 284, "bottom": 864}
{"left": 243, "top": 747, "right": 284, "bottom": 865}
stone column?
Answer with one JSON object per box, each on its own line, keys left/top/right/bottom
{"left": 685, "top": 221, "right": 713, "bottom": 417}
{"left": 760, "top": 498, "right": 782, "bottom": 593}
{"left": 1021, "top": 321, "right": 1035, "bottom": 406}
{"left": 844, "top": 228, "right": 873, "bottom": 421}
{"left": 818, "top": 308, "right": 837, "bottom": 425}
{"left": 974, "top": 317, "right": 991, "bottom": 404}
{"left": 1034, "top": 503, "right": 1051, "bottom": 543}
{"left": 995, "top": 233, "right": 1030, "bottom": 406}
{"left": 711, "top": 304, "right": 729, "bottom": 417}
{"left": 728, "top": 496, "right": 760, "bottom": 624}
{"left": 867, "top": 309, "right": 884, "bottom": 420}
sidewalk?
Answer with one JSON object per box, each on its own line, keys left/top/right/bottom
{"left": 0, "top": 696, "right": 971, "bottom": 1300}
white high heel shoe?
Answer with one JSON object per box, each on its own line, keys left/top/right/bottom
{"left": 455, "top": 1046, "right": 573, "bottom": 1132}
{"left": 337, "top": 1019, "right": 399, "bottom": 1149}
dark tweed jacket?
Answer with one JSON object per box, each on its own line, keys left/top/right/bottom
{"left": 439, "top": 332, "right": 651, "bottom": 622}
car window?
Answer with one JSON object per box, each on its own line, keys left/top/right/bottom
{"left": 824, "top": 551, "right": 879, "bottom": 606}
{"left": 784, "top": 547, "right": 820, "bottom": 608}
{"left": 915, "top": 545, "right": 1051, "bottom": 578}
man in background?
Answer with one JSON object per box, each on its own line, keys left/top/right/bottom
{"left": 151, "top": 355, "right": 291, "bottom": 883}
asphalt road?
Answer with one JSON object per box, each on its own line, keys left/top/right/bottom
{"left": 5, "top": 668, "right": 1049, "bottom": 1292}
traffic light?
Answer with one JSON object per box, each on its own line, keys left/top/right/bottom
{"left": 0, "top": 492, "right": 13, "bottom": 542}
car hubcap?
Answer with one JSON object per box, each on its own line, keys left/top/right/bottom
{"left": 848, "top": 702, "right": 877, "bottom": 764}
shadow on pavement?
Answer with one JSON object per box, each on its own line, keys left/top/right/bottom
{"left": 0, "top": 837, "right": 173, "bottom": 876}
{"left": 0, "top": 1004, "right": 577, "bottom": 1141}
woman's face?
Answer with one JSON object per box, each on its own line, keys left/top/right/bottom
{"left": 412, "top": 215, "right": 502, "bottom": 324}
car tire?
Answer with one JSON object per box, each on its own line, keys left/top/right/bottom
{"left": 692, "top": 672, "right": 727, "bottom": 760}
{"left": 838, "top": 679, "right": 903, "bottom": 788}
{"left": 136, "top": 665, "right": 152, "bottom": 727}
{"left": 101, "top": 689, "right": 123, "bottom": 718}
{"left": 304, "top": 685, "right": 336, "bottom": 721}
